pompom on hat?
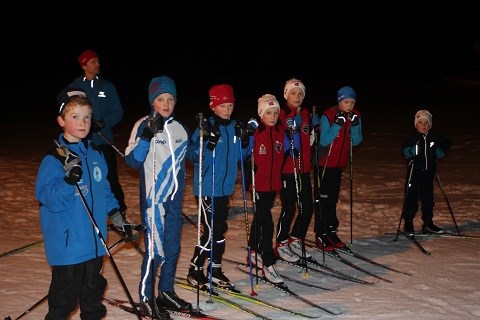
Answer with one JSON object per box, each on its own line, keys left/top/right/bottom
{"left": 414, "top": 109, "right": 432, "bottom": 128}
{"left": 337, "top": 86, "right": 357, "bottom": 102}
{"left": 148, "top": 76, "right": 177, "bottom": 105}
{"left": 78, "top": 50, "right": 98, "bottom": 67}
{"left": 258, "top": 94, "right": 280, "bottom": 118}
{"left": 209, "top": 84, "right": 235, "bottom": 109}
{"left": 283, "top": 78, "right": 306, "bottom": 100}
{"left": 57, "top": 87, "right": 87, "bottom": 114}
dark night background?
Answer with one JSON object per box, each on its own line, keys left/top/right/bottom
{"left": 2, "top": 1, "right": 480, "bottom": 140}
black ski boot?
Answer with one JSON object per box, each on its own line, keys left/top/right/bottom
{"left": 140, "top": 299, "right": 170, "bottom": 320}
{"left": 422, "top": 222, "right": 445, "bottom": 235}
{"left": 157, "top": 291, "right": 192, "bottom": 312}
{"left": 403, "top": 220, "right": 415, "bottom": 236}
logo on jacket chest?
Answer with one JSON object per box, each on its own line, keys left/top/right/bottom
{"left": 259, "top": 144, "right": 267, "bottom": 155}
{"left": 93, "top": 165, "right": 102, "bottom": 182}
{"left": 275, "top": 141, "right": 282, "bottom": 153}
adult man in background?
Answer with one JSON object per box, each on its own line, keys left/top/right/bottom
{"left": 70, "top": 49, "right": 127, "bottom": 212}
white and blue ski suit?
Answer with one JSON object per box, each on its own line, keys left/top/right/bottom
{"left": 125, "top": 112, "right": 190, "bottom": 301}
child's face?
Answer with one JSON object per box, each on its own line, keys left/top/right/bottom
{"left": 212, "top": 103, "right": 234, "bottom": 120}
{"left": 152, "top": 93, "right": 175, "bottom": 118}
{"left": 338, "top": 98, "right": 356, "bottom": 113}
{"left": 415, "top": 119, "right": 430, "bottom": 134}
{"left": 57, "top": 104, "right": 92, "bottom": 142}
{"left": 261, "top": 107, "right": 280, "bottom": 127}
{"left": 286, "top": 87, "right": 305, "bottom": 109}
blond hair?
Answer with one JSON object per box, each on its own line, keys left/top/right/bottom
{"left": 60, "top": 96, "right": 92, "bottom": 118}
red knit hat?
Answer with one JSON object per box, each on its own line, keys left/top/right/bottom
{"left": 209, "top": 84, "right": 235, "bottom": 109}
{"left": 78, "top": 50, "right": 98, "bottom": 66}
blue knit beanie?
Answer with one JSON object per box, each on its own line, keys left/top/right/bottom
{"left": 337, "top": 86, "right": 357, "bottom": 102}
{"left": 148, "top": 76, "right": 177, "bottom": 105}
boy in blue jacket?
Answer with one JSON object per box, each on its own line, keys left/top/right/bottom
{"left": 36, "top": 87, "right": 134, "bottom": 320}
{"left": 187, "top": 84, "right": 252, "bottom": 290}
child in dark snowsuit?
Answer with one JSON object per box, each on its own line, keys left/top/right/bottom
{"left": 401, "top": 109, "right": 451, "bottom": 236}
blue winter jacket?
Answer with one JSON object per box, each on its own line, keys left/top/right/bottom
{"left": 36, "top": 134, "right": 119, "bottom": 266}
{"left": 190, "top": 116, "right": 253, "bottom": 197}
{"left": 69, "top": 75, "right": 124, "bottom": 145}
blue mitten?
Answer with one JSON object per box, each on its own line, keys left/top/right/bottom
{"left": 293, "top": 114, "right": 302, "bottom": 127}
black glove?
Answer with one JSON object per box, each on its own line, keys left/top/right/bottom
{"left": 197, "top": 114, "right": 212, "bottom": 135}
{"left": 334, "top": 110, "right": 346, "bottom": 126}
{"left": 246, "top": 118, "right": 258, "bottom": 135}
{"left": 91, "top": 120, "right": 105, "bottom": 133}
{"left": 63, "top": 152, "right": 82, "bottom": 185}
{"left": 108, "top": 210, "right": 145, "bottom": 242}
{"left": 141, "top": 113, "right": 164, "bottom": 140}
{"left": 348, "top": 113, "right": 359, "bottom": 126}
{"left": 206, "top": 124, "right": 221, "bottom": 151}
{"left": 235, "top": 121, "right": 250, "bottom": 148}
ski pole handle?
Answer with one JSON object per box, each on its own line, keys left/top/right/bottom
{"left": 196, "top": 112, "right": 204, "bottom": 137}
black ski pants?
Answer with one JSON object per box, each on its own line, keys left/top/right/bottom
{"left": 277, "top": 172, "right": 313, "bottom": 242}
{"left": 313, "top": 167, "right": 342, "bottom": 235}
{"left": 190, "top": 196, "right": 230, "bottom": 268}
{"left": 403, "top": 170, "right": 435, "bottom": 223}
{"left": 45, "top": 256, "right": 107, "bottom": 320}
{"left": 249, "top": 191, "right": 277, "bottom": 267}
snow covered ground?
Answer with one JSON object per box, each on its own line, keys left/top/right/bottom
{"left": 1, "top": 79, "right": 480, "bottom": 319}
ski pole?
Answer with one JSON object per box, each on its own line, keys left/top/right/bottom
{"left": 4, "top": 295, "right": 47, "bottom": 320}
{"left": 395, "top": 159, "right": 415, "bottom": 241}
{"left": 208, "top": 146, "right": 216, "bottom": 302}
{"left": 312, "top": 106, "right": 332, "bottom": 265}
{"left": 294, "top": 109, "right": 309, "bottom": 275}
{"left": 0, "top": 240, "right": 44, "bottom": 259}
{"left": 195, "top": 113, "right": 204, "bottom": 311}
{"left": 96, "top": 131, "right": 125, "bottom": 158}
{"left": 147, "top": 133, "right": 157, "bottom": 313}
{"left": 436, "top": 172, "right": 461, "bottom": 235}
{"left": 182, "top": 212, "right": 199, "bottom": 228}
{"left": 319, "top": 143, "right": 334, "bottom": 265}
{"left": 250, "top": 145, "right": 260, "bottom": 288}
{"left": 288, "top": 125, "right": 309, "bottom": 277}
{"left": 349, "top": 134, "right": 353, "bottom": 245}
{"left": 239, "top": 135, "right": 257, "bottom": 296}
{"left": 311, "top": 106, "right": 324, "bottom": 265}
